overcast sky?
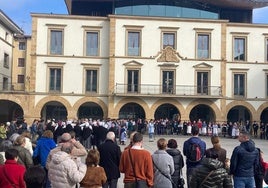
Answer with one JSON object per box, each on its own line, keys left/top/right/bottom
{"left": 1, "top": 0, "right": 268, "bottom": 35}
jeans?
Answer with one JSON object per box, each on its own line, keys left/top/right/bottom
{"left": 103, "top": 179, "right": 118, "bottom": 188}
{"left": 233, "top": 176, "right": 255, "bottom": 188}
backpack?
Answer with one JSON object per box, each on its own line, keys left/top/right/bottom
{"left": 188, "top": 143, "right": 202, "bottom": 162}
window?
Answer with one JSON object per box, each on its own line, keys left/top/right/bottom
{"left": 49, "top": 68, "right": 62, "bottom": 92}
{"left": 86, "top": 32, "right": 99, "bottom": 56}
{"left": 266, "top": 74, "right": 268, "bottom": 97}
{"left": 50, "top": 30, "right": 63, "bottom": 55}
{"left": 19, "top": 42, "right": 26, "bottom": 50}
{"left": 163, "top": 33, "right": 175, "bottom": 49}
{"left": 18, "top": 58, "right": 25, "bottom": 67}
{"left": 197, "top": 72, "right": 209, "bottom": 94}
{"left": 234, "top": 74, "right": 245, "bottom": 97}
{"left": 3, "top": 77, "right": 8, "bottom": 90}
{"left": 4, "top": 53, "right": 9, "bottom": 68}
{"left": 17, "top": 75, "right": 25, "bottom": 83}
{"left": 234, "top": 37, "right": 246, "bottom": 61}
{"left": 266, "top": 38, "right": 268, "bottom": 62}
{"left": 197, "top": 34, "right": 210, "bottom": 59}
{"left": 162, "top": 71, "right": 174, "bottom": 94}
{"left": 127, "top": 70, "right": 139, "bottom": 92}
{"left": 127, "top": 31, "right": 140, "bottom": 56}
{"left": 86, "top": 70, "right": 97, "bottom": 92}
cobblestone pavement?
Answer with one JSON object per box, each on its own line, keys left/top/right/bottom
{"left": 117, "top": 134, "right": 268, "bottom": 188}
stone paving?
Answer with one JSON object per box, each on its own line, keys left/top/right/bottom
{"left": 117, "top": 134, "right": 268, "bottom": 187}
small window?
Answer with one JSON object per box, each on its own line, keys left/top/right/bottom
{"left": 3, "top": 77, "right": 8, "bottom": 90}
{"left": 127, "top": 31, "right": 140, "bottom": 56}
{"left": 19, "top": 42, "right": 26, "bottom": 50}
{"left": 50, "top": 30, "right": 63, "bottom": 55}
{"left": 86, "top": 70, "right": 98, "bottom": 92}
{"left": 234, "top": 74, "right": 245, "bottom": 97}
{"left": 234, "top": 38, "right": 246, "bottom": 61}
{"left": 163, "top": 33, "right": 175, "bottom": 49}
{"left": 49, "top": 68, "right": 62, "bottom": 92}
{"left": 197, "top": 34, "right": 210, "bottom": 59}
{"left": 18, "top": 58, "right": 25, "bottom": 67}
{"left": 86, "top": 32, "right": 99, "bottom": 56}
{"left": 266, "top": 38, "right": 268, "bottom": 62}
{"left": 4, "top": 53, "right": 9, "bottom": 68}
{"left": 17, "top": 75, "right": 25, "bottom": 83}
{"left": 266, "top": 74, "right": 268, "bottom": 97}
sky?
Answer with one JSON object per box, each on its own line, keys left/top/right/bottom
{"left": 1, "top": 0, "right": 268, "bottom": 35}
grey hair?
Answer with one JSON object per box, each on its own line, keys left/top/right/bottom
{"left": 106, "top": 131, "right": 115, "bottom": 141}
{"left": 61, "top": 142, "right": 73, "bottom": 154}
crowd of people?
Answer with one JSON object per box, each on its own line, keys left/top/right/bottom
{"left": 0, "top": 117, "right": 268, "bottom": 187}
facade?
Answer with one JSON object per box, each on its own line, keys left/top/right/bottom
{"left": 0, "top": 10, "right": 23, "bottom": 121}
{"left": 0, "top": 2, "right": 268, "bottom": 125}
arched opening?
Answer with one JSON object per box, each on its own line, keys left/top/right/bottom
{"left": 260, "top": 107, "right": 268, "bottom": 123}
{"left": 189, "top": 104, "right": 215, "bottom": 123}
{"left": 227, "top": 105, "right": 251, "bottom": 123}
{"left": 119, "top": 102, "right": 145, "bottom": 119}
{"left": 77, "top": 102, "right": 104, "bottom": 120}
{"left": 41, "top": 101, "right": 67, "bottom": 121}
{"left": 154, "top": 103, "right": 179, "bottom": 120}
{"left": 0, "top": 100, "right": 24, "bottom": 123}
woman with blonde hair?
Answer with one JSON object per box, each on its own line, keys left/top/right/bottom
{"left": 152, "top": 138, "right": 175, "bottom": 188}
{"left": 80, "top": 149, "right": 107, "bottom": 188}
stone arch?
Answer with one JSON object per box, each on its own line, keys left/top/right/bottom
{"left": 151, "top": 98, "right": 185, "bottom": 120}
{"left": 256, "top": 102, "right": 268, "bottom": 118}
{"left": 186, "top": 99, "right": 221, "bottom": 121}
{"left": 35, "top": 96, "right": 72, "bottom": 118}
{"left": 0, "top": 95, "right": 26, "bottom": 112}
{"left": 114, "top": 97, "right": 149, "bottom": 119}
{"left": 73, "top": 97, "right": 108, "bottom": 119}
{"left": 225, "top": 101, "right": 256, "bottom": 121}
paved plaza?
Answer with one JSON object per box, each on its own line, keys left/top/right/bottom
{"left": 117, "top": 134, "right": 268, "bottom": 187}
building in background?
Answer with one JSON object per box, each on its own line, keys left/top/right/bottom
{"left": 0, "top": 1, "right": 268, "bottom": 125}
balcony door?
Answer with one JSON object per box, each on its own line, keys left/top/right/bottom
{"left": 162, "top": 71, "right": 174, "bottom": 94}
{"left": 127, "top": 70, "right": 139, "bottom": 92}
{"left": 197, "top": 72, "right": 208, "bottom": 95}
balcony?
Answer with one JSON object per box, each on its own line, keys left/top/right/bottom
{"left": 114, "top": 83, "right": 222, "bottom": 98}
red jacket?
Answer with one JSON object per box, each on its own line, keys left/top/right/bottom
{"left": 0, "top": 160, "right": 26, "bottom": 188}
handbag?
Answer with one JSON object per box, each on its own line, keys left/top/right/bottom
{"left": 128, "top": 149, "right": 148, "bottom": 188}
{"left": 178, "top": 168, "right": 185, "bottom": 188}
{"left": 152, "top": 160, "right": 175, "bottom": 187}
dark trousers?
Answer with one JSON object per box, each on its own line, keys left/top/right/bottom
{"left": 103, "top": 179, "right": 118, "bottom": 188}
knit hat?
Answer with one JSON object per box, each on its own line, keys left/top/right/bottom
{"left": 60, "top": 133, "right": 71, "bottom": 142}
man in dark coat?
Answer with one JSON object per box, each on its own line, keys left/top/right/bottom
{"left": 98, "top": 131, "right": 121, "bottom": 188}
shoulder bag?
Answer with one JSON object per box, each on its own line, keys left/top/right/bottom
{"left": 200, "top": 170, "right": 214, "bottom": 187}
{"left": 128, "top": 149, "right": 148, "bottom": 188}
{"left": 178, "top": 168, "right": 185, "bottom": 188}
{"left": 152, "top": 159, "right": 175, "bottom": 187}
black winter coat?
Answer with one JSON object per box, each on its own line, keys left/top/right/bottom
{"left": 166, "top": 148, "right": 184, "bottom": 188}
{"left": 190, "top": 158, "right": 233, "bottom": 188}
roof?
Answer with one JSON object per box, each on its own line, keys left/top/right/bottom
{"left": 0, "top": 9, "right": 24, "bottom": 34}
{"left": 65, "top": 0, "right": 268, "bottom": 12}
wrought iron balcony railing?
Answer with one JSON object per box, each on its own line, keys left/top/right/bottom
{"left": 114, "top": 83, "right": 222, "bottom": 97}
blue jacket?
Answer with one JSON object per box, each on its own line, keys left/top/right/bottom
{"left": 230, "top": 140, "right": 259, "bottom": 177}
{"left": 33, "top": 137, "right": 56, "bottom": 167}
{"left": 183, "top": 136, "right": 206, "bottom": 169}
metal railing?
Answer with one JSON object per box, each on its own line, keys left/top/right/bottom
{"left": 114, "top": 83, "right": 222, "bottom": 97}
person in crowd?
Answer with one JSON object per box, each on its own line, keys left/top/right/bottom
{"left": 152, "top": 138, "right": 175, "bottom": 188}
{"left": 0, "top": 148, "right": 26, "bottom": 188}
{"left": 98, "top": 131, "right": 122, "bottom": 188}
{"left": 24, "top": 165, "right": 46, "bottom": 188}
{"left": 166, "top": 139, "right": 184, "bottom": 188}
{"left": 183, "top": 125, "right": 206, "bottom": 187}
{"left": 148, "top": 119, "right": 155, "bottom": 142}
{"left": 21, "top": 131, "right": 34, "bottom": 155}
{"left": 189, "top": 154, "right": 233, "bottom": 188}
{"left": 205, "top": 136, "right": 227, "bottom": 164}
{"left": 253, "top": 121, "right": 259, "bottom": 137}
{"left": 46, "top": 132, "right": 87, "bottom": 167}
{"left": 9, "top": 132, "right": 20, "bottom": 144}
{"left": 120, "top": 125, "right": 127, "bottom": 145}
{"left": 47, "top": 142, "right": 87, "bottom": 188}
{"left": 33, "top": 130, "right": 56, "bottom": 188}
{"left": 0, "top": 123, "right": 7, "bottom": 141}
{"left": 119, "top": 132, "right": 154, "bottom": 188}
{"left": 124, "top": 131, "right": 137, "bottom": 150}
{"left": 230, "top": 130, "right": 259, "bottom": 188}
{"left": 12, "top": 135, "right": 33, "bottom": 169}
{"left": 0, "top": 139, "right": 13, "bottom": 164}
{"left": 80, "top": 149, "right": 107, "bottom": 188}
{"left": 254, "top": 148, "right": 267, "bottom": 188}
